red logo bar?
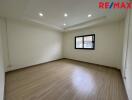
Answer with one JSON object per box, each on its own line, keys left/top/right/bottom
{"left": 98, "top": 1, "right": 132, "bottom": 9}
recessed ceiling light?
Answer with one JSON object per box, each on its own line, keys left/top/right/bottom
{"left": 39, "top": 12, "right": 43, "bottom": 17}
{"left": 63, "top": 23, "right": 66, "bottom": 26}
{"left": 88, "top": 14, "right": 92, "bottom": 18}
{"left": 64, "top": 13, "right": 68, "bottom": 17}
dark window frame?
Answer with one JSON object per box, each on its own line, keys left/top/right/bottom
{"left": 75, "top": 34, "right": 95, "bottom": 50}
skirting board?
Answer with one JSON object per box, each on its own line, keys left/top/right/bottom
{"left": 6, "top": 58, "right": 120, "bottom": 73}
{"left": 63, "top": 58, "right": 120, "bottom": 70}
{"left": 6, "top": 58, "right": 63, "bottom": 72}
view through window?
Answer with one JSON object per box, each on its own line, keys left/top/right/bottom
{"left": 75, "top": 34, "right": 95, "bottom": 49}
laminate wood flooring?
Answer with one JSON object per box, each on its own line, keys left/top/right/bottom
{"left": 5, "top": 59, "right": 128, "bottom": 100}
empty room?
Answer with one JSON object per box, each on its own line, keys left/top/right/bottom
{"left": 0, "top": 0, "right": 132, "bottom": 100}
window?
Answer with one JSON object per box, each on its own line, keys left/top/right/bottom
{"left": 75, "top": 34, "right": 95, "bottom": 50}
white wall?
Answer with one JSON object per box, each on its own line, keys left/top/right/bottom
{"left": 7, "top": 19, "right": 63, "bottom": 71}
{"left": 122, "top": 11, "right": 130, "bottom": 79}
{"left": 0, "top": 18, "right": 5, "bottom": 100}
{"left": 122, "top": 10, "right": 132, "bottom": 100}
{"left": 63, "top": 21, "right": 124, "bottom": 69}
{"left": 1, "top": 19, "right": 9, "bottom": 71}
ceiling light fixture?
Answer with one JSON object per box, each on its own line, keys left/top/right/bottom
{"left": 64, "top": 13, "right": 68, "bottom": 17}
{"left": 88, "top": 14, "right": 92, "bottom": 18}
{"left": 63, "top": 23, "right": 66, "bottom": 26}
{"left": 39, "top": 12, "right": 43, "bottom": 17}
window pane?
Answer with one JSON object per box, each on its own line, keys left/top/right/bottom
{"left": 84, "top": 36, "right": 92, "bottom": 41}
{"left": 76, "top": 37, "right": 83, "bottom": 48}
{"left": 84, "top": 36, "right": 93, "bottom": 48}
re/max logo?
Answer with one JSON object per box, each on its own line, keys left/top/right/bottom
{"left": 98, "top": 1, "right": 132, "bottom": 9}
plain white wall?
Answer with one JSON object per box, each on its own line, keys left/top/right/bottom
{"left": 1, "top": 19, "right": 9, "bottom": 71}
{"left": 0, "top": 18, "right": 5, "bottom": 100}
{"left": 122, "top": 10, "right": 132, "bottom": 100}
{"left": 63, "top": 21, "right": 124, "bottom": 69}
{"left": 122, "top": 11, "right": 129, "bottom": 79}
{"left": 7, "top": 19, "right": 63, "bottom": 71}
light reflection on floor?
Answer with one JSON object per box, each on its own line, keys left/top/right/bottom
{"left": 72, "top": 68, "right": 95, "bottom": 95}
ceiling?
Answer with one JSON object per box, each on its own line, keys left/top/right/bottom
{"left": 0, "top": 0, "right": 126, "bottom": 31}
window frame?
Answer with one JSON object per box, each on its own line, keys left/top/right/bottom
{"left": 75, "top": 34, "right": 95, "bottom": 50}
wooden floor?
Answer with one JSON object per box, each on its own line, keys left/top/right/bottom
{"left": 5, "top": 59, "right": 128, "bottom": 100}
